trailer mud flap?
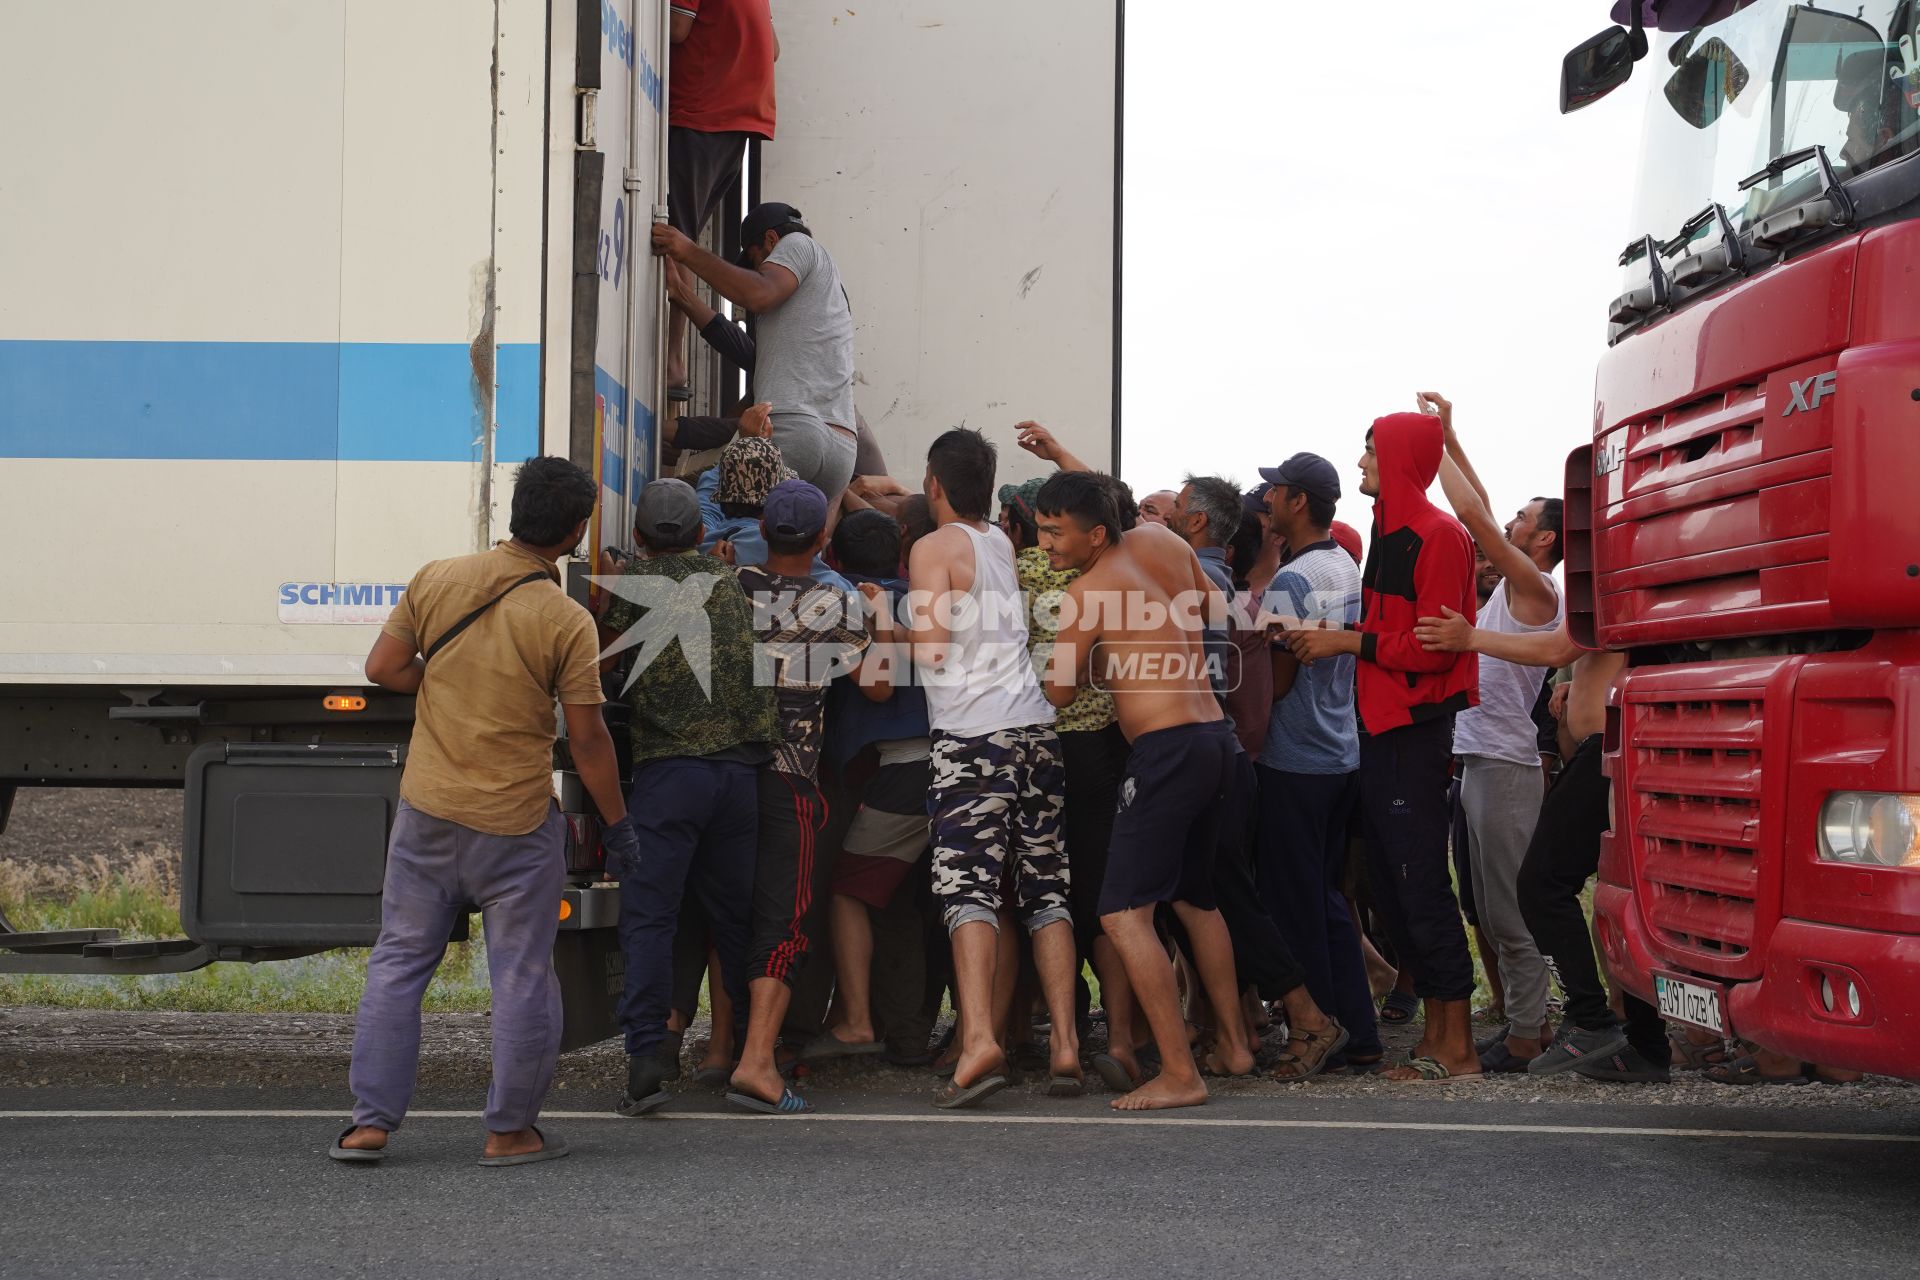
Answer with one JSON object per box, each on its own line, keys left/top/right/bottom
{"left": 554, "top": 925, "right": 624, "bottom": 1053}
{"left": 182, "top": 742, "right": 401, "bottom": 948}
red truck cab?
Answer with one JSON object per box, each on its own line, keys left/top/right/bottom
{"left": 1562, "top": 0, "right": 1920, "bottom": 1076}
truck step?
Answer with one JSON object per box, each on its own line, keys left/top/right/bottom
{"left": 79, "top": 938, "right": 203, "bottom": 960}
{"left": 0, "top": 928, "right": 123, "bottom": 953}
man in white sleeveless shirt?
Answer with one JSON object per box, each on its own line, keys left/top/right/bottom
{"left": 1425, "top": 393, "right": 1566, "bottom": 1074}
{"left": 905, "top": 428, "right": 1079, "bottom": 1109}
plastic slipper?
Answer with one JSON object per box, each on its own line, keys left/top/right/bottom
{"left": 1388, "top": 1054, "right": 1485, "bottom": 1085}
{"left": 615, "top": 1086, "right": 670, "bottom": 1118}
{"left": 1046, "top": 1074, "right": 1086, "bottom": 1098}
{"left": 1090, "top": 1052, "right": 1139, "bottom": 1093}
{"left": 693, "top": 1065, "right": 732, "bottom": 1087}
{"left": 477, "top": 1128, "right": 570, "bottom": 1167}
{"left": 1702, "top": 1054, "right": 1812, "bottom": 1087}
{"left": 328, "top": 1125, "right": 386, "bottom": 1163}
{"left": 933, "top": 1074, "right": 1009, "bottom": 1110}
{"left": 801, "top": 1032, "right": 886, "bottom": 1063}
{"left": 1271, "top": 1020, "right": 1351, "bottom": 1083}
{"left": 725, "top": 1086, "right": 814, "bottom": 1114}
{"left": 1379, "top": 991, "right": 1420, "bottom": 1025}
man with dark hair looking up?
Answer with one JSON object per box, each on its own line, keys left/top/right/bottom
{"left": 906, "top": 427, "right": 1079, "bottom": 1109}
{"left": 1421, "top": 392, "right": 1565, "bottom": 1074}
{"left": 1040, "top": 469, "right": 1256, "bottom": 1111}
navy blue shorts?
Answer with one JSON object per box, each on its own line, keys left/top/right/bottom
{"left": 1098, "top": 719, "right": 1237, "bottom": 916}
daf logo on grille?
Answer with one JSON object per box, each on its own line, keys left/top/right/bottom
{"left": 1783, "top": 371, "right": 1838, "bottom": 416}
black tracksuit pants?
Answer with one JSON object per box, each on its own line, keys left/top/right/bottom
{"left": 1516, "top": 734, "right": 1668, "bottom": 1062}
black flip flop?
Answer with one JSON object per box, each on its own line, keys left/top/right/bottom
{"left": 933, "top": 1074, "right": 1008, "bottom": 1110}
{"left": 477, "top": 1127, "right": 570, "bottom": 1167}
{"left": 1090, "top": 1052, "right": 1138, "bottom": 1093}
{"left": 327, "top": 1125, "right": 386, "bottom": 1164}
{"left": 1379, "top": 991, "right": 1420, "bottom": 1025}
{"left": 1478, "top": 1041, "right": 1534, "bottom": 1075}
{"left": 1045, "top": 1074, "right": 1086, "bottom": 1098}
{"left": 615, "top": 1086, "right": 670, "bottom": 1118}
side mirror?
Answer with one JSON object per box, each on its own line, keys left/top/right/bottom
{"left": 1561, "top": 26, "right": 1637, "bottom": 114}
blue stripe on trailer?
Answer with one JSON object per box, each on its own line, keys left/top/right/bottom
{"left": 0, "top": 340, "right": 540, "bottom": 463}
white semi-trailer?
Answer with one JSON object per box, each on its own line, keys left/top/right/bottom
{"left": 0, "top": 0, "right": 1119, "bottom": 1026}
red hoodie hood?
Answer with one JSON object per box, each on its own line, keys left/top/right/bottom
{"left": 1368, "top": 412, "right": 1444, "bottom": 536}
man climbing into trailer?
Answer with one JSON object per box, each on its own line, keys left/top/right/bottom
{"left": 663, "top": 0, "right": 778, "bottom": 401}
{"left": 653, "top": 201, "right": 858, "bottom": 504}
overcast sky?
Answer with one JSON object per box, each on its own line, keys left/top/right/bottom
{"left": 1121, "top": 3, "right": 1644, "bottom": 533}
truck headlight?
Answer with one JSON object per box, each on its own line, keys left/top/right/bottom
{"left": 1818, "top": 793, "right": 1920, "bottom": 867}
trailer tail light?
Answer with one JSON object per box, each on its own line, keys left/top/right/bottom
{"left": 323, "top": 695, "right": 367, "bottom": 712}
{"left": 1817, "top": 793, "right": 1920, "bottom": 868}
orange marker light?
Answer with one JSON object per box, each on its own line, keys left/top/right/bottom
{"left": 323, "top": 695, "right": 368, "bottom": 712}
{"left": 558, "top": 899, "right": 574, "bottom": 923}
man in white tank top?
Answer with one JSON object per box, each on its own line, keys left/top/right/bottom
{"left": 1428, "top": 394, "right": 1566, "bottom": 1074}
{"left": 905, "top": 428, "right": 1077, "bottom": 1109}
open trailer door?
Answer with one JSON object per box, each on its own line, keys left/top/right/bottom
{"left": 757, "top": 1, "right": 1122, "bottom": 480}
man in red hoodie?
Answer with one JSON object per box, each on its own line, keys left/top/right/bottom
{"left": 1282, "top": 412, "right": 1481, "bottom": 1082}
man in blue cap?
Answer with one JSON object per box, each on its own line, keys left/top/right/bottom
{"left": 727, "top": 479, "right": 895, "bottom": 1113}
{"left": 1254, "top": 452, "right": 1384, "bottom": 1076}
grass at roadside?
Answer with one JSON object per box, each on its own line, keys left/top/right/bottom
{"left": 0, "top": 857, "right": 491, "bottom": 1013}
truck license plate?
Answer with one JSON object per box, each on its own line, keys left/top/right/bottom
{"left": 1653, "top": 973, "right": 1727, "bottom": 1035}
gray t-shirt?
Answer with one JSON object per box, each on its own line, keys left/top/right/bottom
{"left": 755, "top": 233, "right": 855, "bottom": 428}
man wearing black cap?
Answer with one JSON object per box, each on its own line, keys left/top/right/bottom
{"left": 597, "top": 478, "right": 780, "bottom": 1116}
{"left": 1254, "top": 453, "right": 1383, "bottom": 1075}
{"left": 653, "top": 203, "right": 857, "bottom": 503}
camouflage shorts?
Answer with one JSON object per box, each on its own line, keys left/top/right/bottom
{"left": 928, "top": 724, "right": 1071, "bottom": 935}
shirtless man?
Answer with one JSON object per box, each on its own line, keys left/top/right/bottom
{"left": 1411, "top": 611, "right": 1673, "bottom": 1079}
{"left": 1037, "top": 469, "right": 1256, "bottom": 1111}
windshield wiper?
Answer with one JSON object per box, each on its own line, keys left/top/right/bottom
{"left": 1663, "top": 203, "right": 1748, "bottom": 289}
{"left": 1738, "top": 145, "right": 1856, "bottom": 249}
{"left": 1609, "top": 234, "right": 1672, "bottom": 327}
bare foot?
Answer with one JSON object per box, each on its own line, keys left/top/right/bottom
{"left": 482, "top": 1128, "right": 544, "bottom": 1160}
{"left": 339, "top": 1126, "right": 387, "bottom": 1152}
{"left": 1201, "top": 1045, "right": 1255, "bottom": 1077}
{"left": 952, "top": 1043, "right": 1009, "bottom": 1091}
{"left": 728, "top": 1061, "right": 788, "bottom": 1107}
{"left": 1112, "top": 1072, "right": 1209, "bottom": 1111}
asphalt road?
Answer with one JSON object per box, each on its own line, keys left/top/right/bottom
{"left": 4, "top": 1085, "right": 1917, "bottom": 1280}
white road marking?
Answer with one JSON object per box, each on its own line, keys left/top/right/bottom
{"left": 1, "top": 1109, "right": 1915, "bottom": 1143}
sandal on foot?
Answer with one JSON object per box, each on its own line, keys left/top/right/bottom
{"left": 328, "top": 1126, "right": 386, "bottom": 1163}
{"left": 692, "top": 1064, "right": 733, "bottom": 1087}
{"left": 800, "top": 1032, "right": 885, "bottom": 1063}
{"left": 933, "top": 1073, "right": 1009, "bottom": 1110}
{"left": 1090, "top": 1052, "right": 1140, "bottom": 1093}
{"left": 1379, "top": 991, "right": 1420, "bottom": 1025}
{"left": 1388, "top": 1054, "right": 1484, "bottom": 1084}
{"left": 1046, "top": 1074, "right": 1086, "bottom": 1098}
{"left": 1270, "top": 1020, "right": 1351, "bottom": 1083}
{"left": 477, "top": 1127, "right": 570, "bottom": 1167}
{"left": 1668, "top": 1028, "right": 1731, "bottom": 1071}
{"left": 726, "top": 1085, "right": 815, "bottom": 1114}
{"left": 1478, "top": 1040, "right": 1536, "bottom": 1075}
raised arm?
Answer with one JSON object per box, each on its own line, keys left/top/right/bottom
{"left": 1419, "top": 392, "right": 1490, "bottom": 512}
{"left": 652, "top": 225, "right": 799, "bottom": 314}
{"left": 1015, "top": 421, "right": 1091, "bottom": 474}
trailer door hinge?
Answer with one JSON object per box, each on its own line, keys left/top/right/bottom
{"left": 575, "top": 87, "right": 597, "bottom": 150}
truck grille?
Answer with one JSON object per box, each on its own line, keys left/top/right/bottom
{"left": 1623, "top": 691, "right": 1768, "bottom": 979}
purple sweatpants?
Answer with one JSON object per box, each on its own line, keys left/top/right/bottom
{"left": 350, "top": 800, "right": 565, "bottom": 1134}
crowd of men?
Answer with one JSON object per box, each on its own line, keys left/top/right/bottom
{"left": 321, "top": 0, "right": 1783, "bottom": 1170}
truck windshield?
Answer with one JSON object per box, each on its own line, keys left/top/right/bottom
{"left": 1627, "top": 0, "right": 1920, "bottom": 253}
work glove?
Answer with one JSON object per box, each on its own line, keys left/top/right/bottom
{"left": 601, "top": 815, "right": 642, "bottom": 881}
